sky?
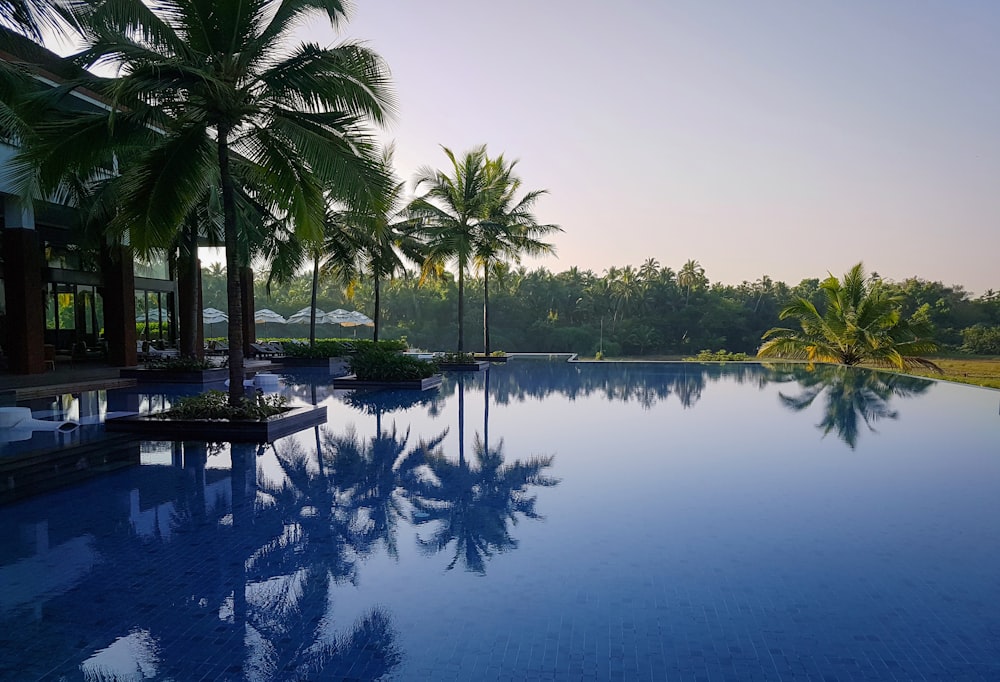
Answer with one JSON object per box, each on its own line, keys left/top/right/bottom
{"left": 276, "top": 0, "right": 999, "bottom": 295}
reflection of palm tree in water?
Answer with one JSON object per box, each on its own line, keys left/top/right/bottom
{"left": 249, "top": 439, "right": 404, "bottom": 679}
{"left": 324, "top": 423, "right": 447, "bottom": 558}
{"left": 775, "top": 365, "right": 933, "bottom": 449}
{"left": 405, "top": 374, "right": 559, "bottom": 573}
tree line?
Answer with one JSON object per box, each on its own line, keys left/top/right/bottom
{"left": 204, "top": 259, "right": 1000, "bottom": 357}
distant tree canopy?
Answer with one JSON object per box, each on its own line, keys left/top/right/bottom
{"left": 202, "top": 261, "right": 1000, "bottom": 357}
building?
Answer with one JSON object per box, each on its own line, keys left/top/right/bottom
{"left": 0, "top": 29, "right": 256, "bottom": 374}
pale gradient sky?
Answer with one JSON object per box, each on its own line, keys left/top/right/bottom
{"left": 286, "top": 0, "right": 999, "bottom": 295}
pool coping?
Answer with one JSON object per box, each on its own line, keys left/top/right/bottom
{"left": 105, "top": 404, "right": 327, "bottom": 442}
{"left": 332, "top": 375, "right": 442, "bottom": 391}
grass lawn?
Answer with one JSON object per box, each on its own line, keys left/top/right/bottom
{"left": 896, "top": 356, "right": 1000, "bottom": 390}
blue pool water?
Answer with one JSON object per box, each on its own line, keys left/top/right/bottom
{"left": 1, "top": 360, "right": 999, "bottom": 680}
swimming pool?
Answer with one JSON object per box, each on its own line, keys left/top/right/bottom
{"left": 1, "top": 360, "right": 998, "bottom": 680}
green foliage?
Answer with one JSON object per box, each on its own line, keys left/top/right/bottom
{"left": 283, "top": 339, "right": 355, "bottom": 358}
{"left": 145, "top": 356, "right": 216, "bottom": 371}
{"left": 438, "top": 351, "right": 476, "bottom": 363}
{"left": 353, "top": 338, "right": 409, "bottom": 353}
{"left": 758, "top": 262, "right": 941, "bottom": 372}
{"left": 349, "top": 347, "right": 438, "bottom": 381}
{"left": 157, "top": 390, "right": 287, "bottom": 421}
{"left": 685, "top": 349, "right": 750, "bottom": 361}
{"left": 202, "top": 258, "right": 996, "bottom": 360}
{"left": 960, "top": 325, "right": 1000, "bottom": 355}
{"left": 281, "top": 338, "right": 408, "bottom": 358}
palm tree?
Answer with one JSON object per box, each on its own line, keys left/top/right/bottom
{"left": 343, "top": 145, "right": 425, "bottom": 342}
{"left": 476, "top": 154, "right": 560, "bottom": 355}
{"left": 266, "top": 205, "right": 362, "bottom": 347}
{"left": 39, "top": 0, "right": 393, "bottom": 403}
{"left": 410, "top": 145, "right": 494, "bottom": 353}
{"left": 677, "top": 259, "right": 705, "bottom": 306}
{"left": 757, "top": 262, "right": 941, "bottom": 371}
{"left": 0, "top": 0, "right": 74, "bottom": 40}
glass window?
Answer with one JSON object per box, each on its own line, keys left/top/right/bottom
{"left": 135, "top": 251, "right": 170, "bottom": 280}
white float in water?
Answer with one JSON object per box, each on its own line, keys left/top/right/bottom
{"left": 0, "top": 407, "right": 79, "bottom": 442}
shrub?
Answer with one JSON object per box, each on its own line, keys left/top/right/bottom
{"left": 282, "top": 338, "right": 407, "bottom": 358}
{"left": 685, "top": 349, "right": 750, "bottom": 362}
{"left": 349, "top": 347, "right": 437, "bottom": 381}
{"left": 157, "top": 390, "right": 287, "bottom": 421}
{"left": 438, "top": 351, "right": 476, "bottom": 363}
{"left": 961, "top": 325, "right": 1000, "bottom": 355}
{"left": 146, "top": 356, "right": 217, "bottom": 371}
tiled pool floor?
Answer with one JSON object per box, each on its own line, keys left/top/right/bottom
{"left": 1, "top": 361, "right": 999, "bottom": 680}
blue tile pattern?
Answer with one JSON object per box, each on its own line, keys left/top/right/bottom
{"left": 1, "top": 361, "right": 999, "bottom": 680}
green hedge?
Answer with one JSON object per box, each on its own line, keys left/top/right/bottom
{"left": 349, "top": 346, "right": 437, "bottom": 381}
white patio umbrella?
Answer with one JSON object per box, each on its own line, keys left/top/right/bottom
{"left": 202, "top": 307, "right": 228, "bottom": 323}
{"left": 202, "top": 308, "right": 228, "bottom": 337}
{"left": 136, "top": 307, "right": 169, "bottom": 323}
{"left": 254, "top": 309, "right": 287, "bottom": 337}
{"left": 286, "top": 306, "right": 326, "bottom": 325}
{"left": 322, "top": 308, "right": 354, "bottom": 324}
{"left": 341, "top": 311, "right": 374, "bottom": 327}
{"left": 336, "top": 310, "right": 374, "bottom": 337}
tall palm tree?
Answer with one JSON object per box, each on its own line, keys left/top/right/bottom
{"left": 343, "top": 145, "right": 425, "bottom": 342}
{"left": 476, "top": 154, "right": 560, "bottom": 355}
{"left": 677, "top": 259, "right": 705, "bottom": 306}
{"left": 757, "top": 262, "right": 941, "bottom": 371}
{"left": 410, "top": 145, "right": 494, "bottom": 352}
{"left": 266, "top": 205, "right": 362, "bottom": 347}
{"left": 38, "top": 0, "right": 393, "bottom": 403}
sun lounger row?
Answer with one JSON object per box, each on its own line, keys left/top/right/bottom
{"left": 250, "top": 342, "right": 285, "bottom": 358}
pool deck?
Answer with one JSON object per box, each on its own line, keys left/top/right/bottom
{"left": 0, "top": 360, "right": 278, "bottom": 403}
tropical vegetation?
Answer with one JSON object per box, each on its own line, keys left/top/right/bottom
{"left": 348, "top": 346, "right": 437, "bottom": 382}
{"left": 210, "top": 261, "right": 998, "bottom": 360}
{"left": 10, "top": 0, "right": 394, "bottom": 406}
{"left": 757, "top": 263, "right": 941, "bottom": 371}
{"left": 409, "top": 145, "right": 559, "bottom": 353}
{"left": 156, "top": 389, "right": 288, "bottom": 421}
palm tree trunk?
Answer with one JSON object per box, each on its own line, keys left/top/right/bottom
{"left": 373, "top": 273, "right": 381, "bottom": 342}
{"left": 178, "top": 219, "right": 201, "bottom": 358}
{"left": 483, "top": 266, "right": 490, "bottom": 356}
{"left": 219, "top": 124, "right": 245, "bottom": 406}
{"left": 457, "top": 263, "right": 465, "bottom": 352}
{"left": 310, "top": 252, "right": 319, "bottom": 347}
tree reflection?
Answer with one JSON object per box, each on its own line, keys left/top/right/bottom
{"left": 241, "top": 437, "right": 405, "bottom": 679}
{"left": 405, "top": 376, "right": 559, "bottom": 573}
{"left": 774, "top": 364, "right": 933, "bottom": 449}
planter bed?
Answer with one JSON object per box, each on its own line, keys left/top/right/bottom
{"left": 474, "top": 355, "right": 509, "bottom": 363}
{"left": 120, "top": 367, "right": 230, "bottom": 385}
{"left": 332, "top": 375, "right": 442, "bottom": 391}
{"left": 278, "top": 357, "right": 350, "bottom": 375}
{"left": 105, "top": 405, "right": 327, "bottom": 442}
{"left": 438, "top": 361, "right": 490, "bottom": 371}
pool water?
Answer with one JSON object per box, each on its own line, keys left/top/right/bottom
{"left": 1, "top": 360, "right": 998, "bottom": 680}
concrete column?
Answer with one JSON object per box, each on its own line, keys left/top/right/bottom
{"left": 100, "top": 245, "right": 137, "bottom": 367}
{"left": 2, "top": 226, "right": 45, "bottom": 374}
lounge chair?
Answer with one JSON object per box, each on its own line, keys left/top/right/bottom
{"left": 250, "top": 342, "right": 280, "bottom": 358}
